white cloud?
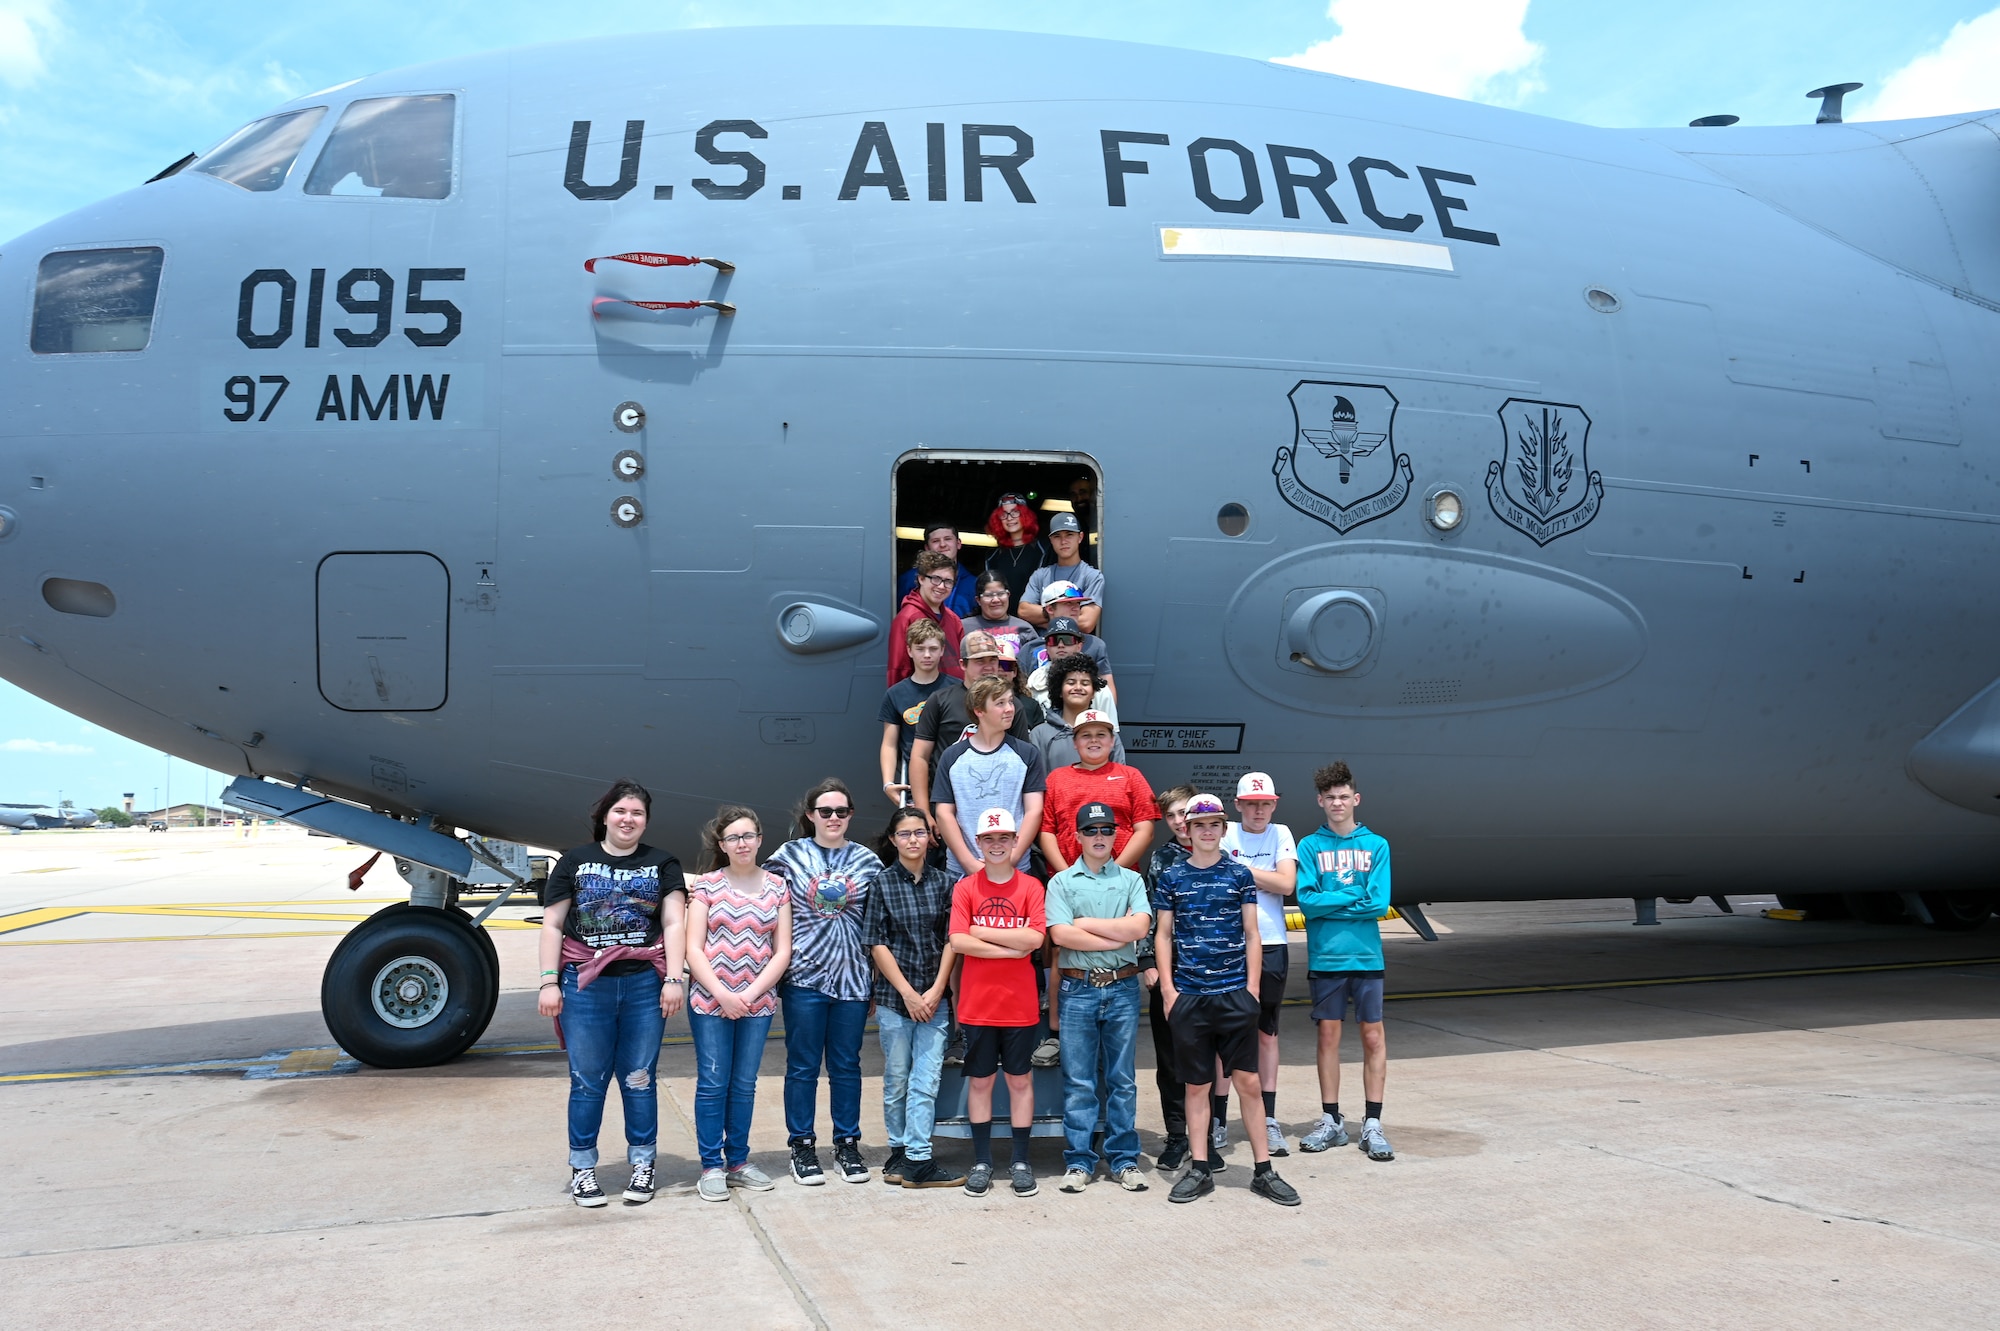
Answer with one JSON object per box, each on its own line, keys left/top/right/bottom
{"left": 2, "top": 737, "right": 92, "bottom": 754}
{"left": 1857, "top": 8, "right": 2000, "bottom": 121}
{"left": 1274, "top": 0, "right": 1545, "bottom": 106}
{"left": 0, "top": 0, "right": 58, "bottom": 88}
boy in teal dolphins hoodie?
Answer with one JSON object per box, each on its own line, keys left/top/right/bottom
{"left": 1292, "top": 761, "right": 1395, "bottom": 1161}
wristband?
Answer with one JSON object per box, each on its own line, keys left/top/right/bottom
{"left": 539, "top": 981, "right": 560, "bottom": 989}
{"left": 662, "top": 977, "right": 684, "bottom": 986}
{"left": 540, "top": 969, "right": 559, "bottom": 977}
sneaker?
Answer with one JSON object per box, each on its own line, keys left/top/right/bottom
{"left": 832, "top": 1138, "right": 870, "bottom": 1183}
{"left": 697, "top": 1168, "right": 729, "bottom": 1202}
{"left": 1112, "top": 1165, "right": 1150, "bottom": 1192}
{"left": 569, "top": 1167, "right": 607, "bottom": 1208}
{"left": 1010, "top": 1161, "right": 1038, "bottom": 1196}
{"left": 1299, "top": 1114, "right": 1349, "bottom": 1152}
{"left": 963, "top": 1162, "right": 993, "bottom": 1197}
{"left": 1155, "top": 1134, "right": 1191, "bottom": 1172}
{"left": 901, "top": 1158, "right": 968, "bottom": 1189}
{"left": 623, "top": 1160, "right": 656, "bottom": 1204}
{"left": 1265, "top": 1118, "right": 1290, "bottom": 1157}
{"left": 1168, "top": 1165, "right": 1215, "bottom": 1204}
{"left": 943, "top": 1029, "right": 966, "bottom": 1067}
{"left": 881, "top": 1147, "right": 908, "bottom": 1185}
{"left": 1209, "top": 1120, "right": 1228, "bottom": 1157}
{"left": 1031, "top": 1034, "right": 1062, "bottom": 1068}
{"left": 1359, "top": 1119, "right": 1395, "bottom": 1161}
{"left": 1058, "top": 1166, "right": 1092, "bottom": 1194}
{"left": 789, "top": 1141, "right": 826, "bottom": 1186}
{"left": 1251, "top": 1168, "right": 1302, "bottom": 1207}
{"left": 727, "top": 1163, "right": 775, "bottom": 1191}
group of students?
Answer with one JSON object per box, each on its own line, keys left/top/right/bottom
{"left": 536, "top": 752, "right": 1394, "bottom": 1209}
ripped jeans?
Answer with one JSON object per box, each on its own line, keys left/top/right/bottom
{"left": 561, "top": 965, "right": 665, "bottom": 1168}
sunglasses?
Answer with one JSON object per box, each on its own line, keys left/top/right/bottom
{"left": 998, "top": 494, "right": 1025, "bottom": 507}
{"left": 1079, "top": 825, "right": 1117, "bottom": 837}
{"left": 812, "top": 805, "right": 852, "bottom": 819}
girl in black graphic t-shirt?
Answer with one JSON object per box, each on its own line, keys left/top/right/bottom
{"left": 538, "top": 780, "right": 687, "bottom": 1207}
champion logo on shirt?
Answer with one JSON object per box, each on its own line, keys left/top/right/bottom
{"left": 1315, "top": 848, "right": 1373, "bottom": 884}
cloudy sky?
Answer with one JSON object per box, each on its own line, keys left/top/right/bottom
{"left": 2, "top": 0, "right": 1998, "bottom": 807}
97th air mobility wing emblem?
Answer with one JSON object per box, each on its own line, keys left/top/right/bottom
{"left": 1486, "top": 398, "right": 1604, "bottom": 545}
{"left": 1272, "top": 381, "right": 1413, "bottom": 534}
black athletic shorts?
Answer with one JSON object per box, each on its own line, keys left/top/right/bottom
{"left": 1257, "top": 943, "right": 1289, "bottom": 1036}
{"left": 1308, "top": 971, "right": 1385, "bottom": 1024}
{"left": 963, "top": 1023, "right": 1037, "bottom": 1078}
{"left": 1167, "top": 989, "right": 1259, "bottom": 1085}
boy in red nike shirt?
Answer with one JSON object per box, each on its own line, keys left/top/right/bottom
{"left": 949, "top": 807, "right": 1047, "bottom": 1198}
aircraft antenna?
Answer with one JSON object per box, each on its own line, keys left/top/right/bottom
{"left": 1806, "top": 83, "right": 1862, "bottom": 124}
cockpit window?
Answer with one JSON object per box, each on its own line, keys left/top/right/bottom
{"left": 31, "top": 248, "right": 165, "bottom": 354}
{"left": 189, "top": 108, "right": 327, "bottom": 192}
{"left": 303, "top": 95, "right": 456, "bottom": 200}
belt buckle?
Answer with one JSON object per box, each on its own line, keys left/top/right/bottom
{"left": 1090, "top": 968, "right": 1117, "bottom": 988}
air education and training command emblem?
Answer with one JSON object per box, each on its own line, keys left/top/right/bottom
{"left": 1273, "top": 381, "right": 1414, "bottom": 534}
{"left": 1486, "top": 398, "right": 1603, "bottom": 545}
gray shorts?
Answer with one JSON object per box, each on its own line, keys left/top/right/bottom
{"left": 1308, "top": 972, "right": 1384, "bottom": 1024}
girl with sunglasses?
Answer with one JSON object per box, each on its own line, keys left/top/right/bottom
{"left": 685, "top": 805, "right": 792, "bottom": 1201}
{"left": 767, "top": 776, "right": 884, "bottom": 1185}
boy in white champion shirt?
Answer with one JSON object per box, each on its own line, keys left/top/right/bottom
{"left": 1217, "top": 772, "right": 1298, "bottom": 1159}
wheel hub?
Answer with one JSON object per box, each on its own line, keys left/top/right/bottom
{"left": 371, "top": 955, "right": 449, "bottom": 1028}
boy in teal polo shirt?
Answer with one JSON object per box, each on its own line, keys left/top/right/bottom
{"left": 1045, "top": 801, "right": 1154, "bottom": 1194}
{"left": 1293, "top": 761, "right": 1395, "bottom": 1162}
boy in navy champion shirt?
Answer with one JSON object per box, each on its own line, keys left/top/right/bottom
{"left": 1151, "top": 794, "right": 1301, "bottom": 1207}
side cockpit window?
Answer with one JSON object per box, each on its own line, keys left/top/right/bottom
{"left": 31, "top": 248, "right": 165, "bottom": 354}
{"left": 304, "top": 94, "right": 456, "bottom": 200}
{"left": 190, "top": 108, "right": 327, "bottom": 192}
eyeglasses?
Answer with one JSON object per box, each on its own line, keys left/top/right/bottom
{"left": 892, "top": 828, "right": 930, "bottom": 839}
{"left": 720, "top": 831, "right": 760, "bottom": 844}
{"left": 921, "top": 575, "right": 954, "bottom": 588}
{"left": 1079, "top": 825, "right": 1117, "bottom": 837}
{"left": 812, "top": 805, "right": 852, "bottom": 819}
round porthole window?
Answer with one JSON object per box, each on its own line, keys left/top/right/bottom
{"left": 1217, "top": 502, "right": 1250, "bottom": 537}
{"left": 1426, "top": 488, "right": 1465, "bottom": 534}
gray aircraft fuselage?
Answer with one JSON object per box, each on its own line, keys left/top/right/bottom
{"left": 4, "top": 27, "right": 1998, "bottom": 901}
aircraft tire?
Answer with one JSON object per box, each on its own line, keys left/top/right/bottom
{"left": 1841, "top": 892, "right": 1909, "bottom": 925}
{"left": 1775, "top": 893, "right": 1849, "bottom": 920}
{"left": 1916, "top": 891, "right": 1992, "bottom": 932}
{"left": 322, "top": 905, "right": 498, "bottom": 1068}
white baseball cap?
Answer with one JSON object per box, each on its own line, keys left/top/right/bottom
{"left": 1039, "top": 579, "right": 1084, "bottom": 606}
{"left": 1072, "top": 709, "right": 1116, "bottom": 735}
{"left": 974, "top": 807, "right": 1018, "bottom": 836}
{"left": 1235, "top": 772, "right": 1279, "bottom": 801}
{"left": 1183, "top": 794, "right": 1228, "bottom": 822}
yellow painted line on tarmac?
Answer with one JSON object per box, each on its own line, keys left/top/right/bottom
{"left": 0, "top": 930, "right": 353, "bottom": 946}
{"left": 0, "top": 900, "right": 538, "bottom": 941}
{"left": 0, "top": 907, "right": 90, "bottom": 936}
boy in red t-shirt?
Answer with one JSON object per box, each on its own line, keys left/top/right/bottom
{"left": 948, "top": 807, "right": 1047, "bottom": 1198}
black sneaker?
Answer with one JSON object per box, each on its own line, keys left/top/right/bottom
{"left": 1167, "top": 1166, "right": 1215, "bottom": 1204}
{"left": 881, "top": 1147, "right": 908, "bottom": 1185}
{"left": 964, "top": 1162, "right": 993, "bottom": 1196}
{"left": 622, "top": 1160, "right": 655, "bottom": 1204}
{"left": 789, "top": 1140, "right": 825, "bottom": 1186}
{"left": 1206, "top": 1152, "right": 1228, "bottom": 1173}
{"left": 1251, "top": 1169, "right": 1302, "bottom": 1207}
{"left": 943, "top": 1029, "right": 966, "bottom": 1067}
{"left": 1009, "top": 1161, "right": 1038, "bottom": 1196}
{"left": 1156, "top": 1134, "right": 1191, "bottom": 1172}
{"left": 569, "top": 1167, "right": 607, "bottom": 1208}
{"left": 832, "top": 1138, "right": 870, "bottom": 1184}
{"left": 901, "top": 1158, "right": 968, "bottom": 1189}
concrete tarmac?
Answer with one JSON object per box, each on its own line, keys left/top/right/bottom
{"left": 1, "top": 827, "right": 1996, "bottom": 1328}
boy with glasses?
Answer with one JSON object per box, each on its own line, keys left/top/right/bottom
{"left": 1153, "top": 795, "right": 1300, "bottom": 1206}
{"left": 895, "top": 520, "right": 978, "bottom": 617}
{"left": 1219, "top": 772, "right": 1300, "bottom": 1159}
{"left": 888, "top": 550, "right": 965, "bottom": 686}
{"left": 948, "top": 807, "right": 1048, "bottom": 1197}
{"left": 1295, "top": 762, "right": 1394, "bottom": 1161}
{"left": 1045, "top": 801, "right": 1154, "bottom": 1193}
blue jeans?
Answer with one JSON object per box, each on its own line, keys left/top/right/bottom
{"left": 1057, "top": 974, "right": 1142, "bottom": 1172}
{"left": 877, "top": 1004, "right": 951, "bottom": 1161}
{"left": 561, "top": 966, "right": 664, "bottom": 1169}
{"left": 781, "top": 983, "right": 868, "bottom": 1143}
{"left": 689, "top": 1009, "right": 774, "bottom": 1170}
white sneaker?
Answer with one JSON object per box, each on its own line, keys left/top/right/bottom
{"left": 698, "top": 1168, "right": 729, "bottom": 1201}
{"left": 1265, "top": 1118, "right": 1290, "bottom": 1157}
{"left": 1359, "top": 1118, "right": 1394, "bottom": 1161}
